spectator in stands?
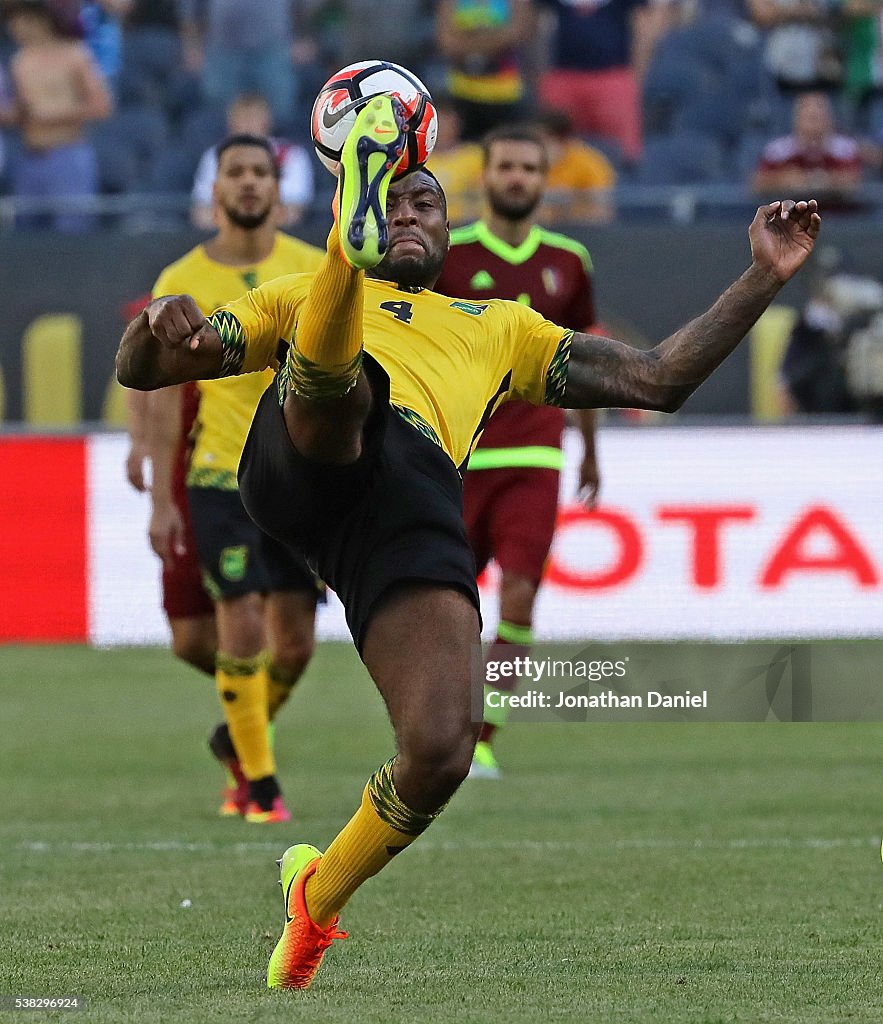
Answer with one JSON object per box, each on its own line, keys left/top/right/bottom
{"left": 535, "top": 107, "right": 616, "bottom": 223}
{"left": 752, "top": 91, "right": 864, "bottom": 209}
{"left": 179, "top": 0, "right": 312, "bottom": 128}
{"left": 841, "top": 0, "right": 883, "bottom": 120}
{"left": 115, "top": 0, "right": 187, "bottom": 113}
{"left": 424, "top": 93, "right": 483, "bottom": 224}
{"left": 191, "top": 93, "right": 314, "bottom": 229}
{"left": 0, "top": 77, "right": 7, "bottom": 190}
{"left": 777, "top": 257, "right": 881, "bottom": 414}
{"left": 316, "top": 0, "right": 435, "bottom": 83}
{"left": 749, "top": 0, "right": 842, "bottom": 93}
{"left": 80, "top": 0, "right": 126, "bottom": 94}
{"left": 537, "top": 0, "right": 679, "bottom": 165}
{"left": 0, "top": 0, "right": 112, "bottom": 231}
{"left": 435, "top": 0, "right": 536, "bottom": 141}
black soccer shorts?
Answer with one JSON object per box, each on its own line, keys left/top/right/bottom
{"left": 187, "top": 485, "right": 320, "bottom": 602}
{"left": 239, "top": 355, "right": 481, "bottom": 651}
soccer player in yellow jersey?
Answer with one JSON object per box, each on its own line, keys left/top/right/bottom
{"left": 147, "top": 133, "right": 323, "bottom": 822}
{"left": 117, "top": 95, "right": 821, "bottom": 987}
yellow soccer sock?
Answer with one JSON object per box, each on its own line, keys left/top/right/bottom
{"left": 285, "top": 223, "right": 364, "bottom": 400}
{"left": 266, "top": 658, "right": 302, "bottom": 721}
{"left": 215, "top": 653, "right": 274, "bottom": 781}
{"left": 305, "top": 757, "right": 441, "bottom": 927}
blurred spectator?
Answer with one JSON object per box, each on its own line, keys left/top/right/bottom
{"left": 435, "top": 0, "right": 536, "bottom": 141}
{"left": 749, "top": 0, "right": 842, "bottom": 93}
{"left": 0, "top": 0, "right": 112, "bottom": 231}
{"left": 80, "top": 0, "right": 125, "bottom": 92}
{"left": 191, "top": 93, "right": 314, "bottom": 229}
{"left": 537, "top": 0, "right": 679, "bottom": 164}
{"left": 180, "top": 0, "right": 313, "bottom": 127}
{"left": 535, "top": 107, "right": 615, "bottom": 223}
{"left": 752, "top": 91, "right": 864, "bottom": 208}
{"left": 780, "top": 258, "right": 883, "bottom": 414}
{"left": 841, "top": 0, "right": 883, "bottom": 115}
{"left": 0, "top": 62, "right": 11, "bottom": 186}
{"left": 116, "top": 0, "right": 187, "bottom": 113}
{"left": 315, "top": 0, "right": 435, "bottom": 82}
{"left": 425, "top": 94, "right": 483, "bottom": 224}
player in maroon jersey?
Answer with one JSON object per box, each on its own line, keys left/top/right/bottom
{"left": 434, "top": 124, "right": 601, "bottom": 777}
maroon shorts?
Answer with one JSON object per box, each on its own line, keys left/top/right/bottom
{"left": 161, "top": 467, "right": 214, "bottom": 621}
{"left": 463, "top": 466, "right": 561, "bottom": 585}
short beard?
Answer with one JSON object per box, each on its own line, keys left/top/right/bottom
{"left": 488, "top": 192, "right": 540, "bottom": 222}
{"left": 223, "top": 204, "right": 272, "bottom": 230}
{"left": 369, "top": 248, "right": 447, "bottom": 290}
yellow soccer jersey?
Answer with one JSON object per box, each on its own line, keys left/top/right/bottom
{"left": 208, "top": 275, "right": 572, "bottom": 470}
{"left": 152, "top": 233, "right": 323, "bottom": 488}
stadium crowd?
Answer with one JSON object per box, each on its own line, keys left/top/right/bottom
{"left": 2, "top": 0, "right": 883, "bottom": 230}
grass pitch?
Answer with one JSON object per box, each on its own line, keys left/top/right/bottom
{"left": 1, "top": 643, "right": 881, "bottom": 1024}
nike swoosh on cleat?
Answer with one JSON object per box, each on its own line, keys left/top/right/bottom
{"left": 322, "top": 96, "right": 374, "bottom": 130}
{"left": 283, "top": 876, "right": 297, "bottom": 923}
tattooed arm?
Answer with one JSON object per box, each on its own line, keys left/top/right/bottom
{"left": 559, "top": 200, "right": 821, "bottom": 412}
{"left": 116, "top": 296, "right": 223, "bottom": 390}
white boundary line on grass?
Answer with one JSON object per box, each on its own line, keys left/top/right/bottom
{"left": 14, "top": 837, "right": 879, "bottom": 854}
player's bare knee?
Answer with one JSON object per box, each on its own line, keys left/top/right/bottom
{"left": 398, "top": 718, "right": 476, "bottom": 798}
{"left": 217, "top": 592, "right": 265, "bottom": 655}
{"left": 172, "top": 632, "right": 215, "bottom": 675}
{"left": 499, "top": 572, "right": 538, "bottom": 627}
{"left": 271, "top": 633, "right": 314, "bottom": 677}
{"left": 169, "top": 619, "right": 216, "bottom": 675}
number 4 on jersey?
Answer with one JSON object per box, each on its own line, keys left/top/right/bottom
{"left": 380, "top": 299, "right": 414, "bottom": 324}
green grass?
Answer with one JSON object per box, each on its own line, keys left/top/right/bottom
{"left": 1, "top": 643, "right": 881, "bottom": 1024}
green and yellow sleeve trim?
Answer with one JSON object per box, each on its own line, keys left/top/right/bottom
{"left": 209, "top": 310, "right": 247, "bottom": 378}
{"left": 544, "top": 331, "right": 573, "bottom": 408}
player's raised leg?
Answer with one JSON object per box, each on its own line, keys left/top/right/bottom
{"left": 280, "top": 95, "right": 406, "bottom": 464}
{"left": 267, "top": 583, "right": 480, "bottom": 989}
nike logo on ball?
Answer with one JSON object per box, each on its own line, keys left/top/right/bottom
{"left": 322, "top": 96, "right": 374, "bottom": 129}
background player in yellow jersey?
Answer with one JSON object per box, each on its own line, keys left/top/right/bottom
{"left": 436, "top": 124, "right": 602, "bottom": 778}
{"left": 148, "top": 133, "right": 323, "bottom": 822}
{"left": 117, "top": 94, "right": 821, "bottom": 988}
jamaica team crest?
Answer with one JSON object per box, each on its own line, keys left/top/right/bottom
{"left": 220, "top": 545, "right": 249, "bottom": 581}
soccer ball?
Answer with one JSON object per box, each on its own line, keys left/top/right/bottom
{"left": 310, "top": 60, "right": 438, "bottom": 178}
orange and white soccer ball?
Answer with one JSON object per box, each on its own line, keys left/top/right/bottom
{"left": 311, "top": 60, "right": 438, "bottom": 177}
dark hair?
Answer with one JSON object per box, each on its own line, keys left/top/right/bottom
{"left": 215, "top": 134, "right": 280, "bottom": 178}
{"left": 534, "top": 108, "right": 573, "bottom": 140}
{"left": 3, "top": 0, "right": 61, "bottom": 29}
{"left": 480, "top": 124, "right": 549, "bottom": 170}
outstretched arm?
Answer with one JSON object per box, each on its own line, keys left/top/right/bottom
{"left": 560, "top": 200, "right": 821, "bottom": 413}
{"left": 116, "top": 296, "right": 223, "bottom": 390}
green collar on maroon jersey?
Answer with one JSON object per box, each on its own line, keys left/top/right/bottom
{"left": 460, "top": 221, "right": 544, "bottom": 266}
{"left": 450, "top": 220, "right": 593, "bottom": 274}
